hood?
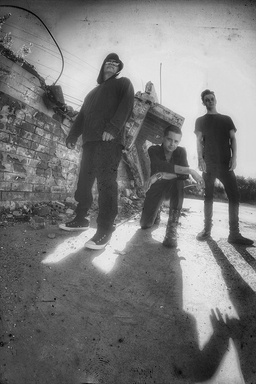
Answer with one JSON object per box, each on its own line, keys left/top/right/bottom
{"left": 97, "top": 53, "right": 124, "bottom": 85}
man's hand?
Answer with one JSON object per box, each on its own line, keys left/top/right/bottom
{"left": 198, "top": 158, "right": 206, "bottom": 173}
{"left": 190, "top": 169, "right": 205, "bottom": 189}
{"left": 144, "top": 174, "right": 160, "bottom": 192}
{"left": 210, "top": 308, "right": 230, "bottom": 338}
{"left": 229, "top": 156, "right": 237, "bottom": 171}
{"left": 102, "top": 131, "right": 114, "bottom": 141}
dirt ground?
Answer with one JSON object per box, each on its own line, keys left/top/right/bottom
{"left": 0, "top": 198, "right": 256, "bottom": 384}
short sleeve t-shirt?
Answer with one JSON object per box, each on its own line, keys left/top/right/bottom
{"left": 194, "top": 114, "right": 236, "bottom": 170}
{"left": 148, "top": 144, "right": 189, "bottom": 180}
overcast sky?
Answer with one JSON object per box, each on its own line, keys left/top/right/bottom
{"left": 1, "top": 0, "right": 256, "bottom": 178}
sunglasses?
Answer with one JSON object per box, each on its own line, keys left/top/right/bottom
{"left": 105, "top": 61, "right": 119, "bottom": 67}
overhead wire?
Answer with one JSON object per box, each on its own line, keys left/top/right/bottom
{"left": 4, "top": 19, "right": 98, "bottom": 72}
{"left": 0, "top": 4, "right": 64, "bottom": 85}
{"left": 3, "top": 19, "right": 98, "bottom": 95}
{"left": 0, "top": 5, "right": 98, "bottom": 107}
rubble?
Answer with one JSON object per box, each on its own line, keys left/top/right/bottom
{"left": 0, "top": 192, "right": 145, "bottom": 229}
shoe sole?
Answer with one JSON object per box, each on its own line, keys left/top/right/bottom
{"left": 228, "top": 239, "right": 254, "bottom": 246}
{"left": 196, "top": 236, "right": 211, "bottom": 241}
{"left": 84, "top": 240, "right": 109, "bottom": 250}
{"left": 59, "top": 223, "right": 89, "bottom": 232}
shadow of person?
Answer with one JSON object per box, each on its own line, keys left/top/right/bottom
{"left": 231, "top": 243, "right": 256, "bottom": 272}
{"left": 207, "top": 238, "right": 256, "bottom": 384}
{"left": 107, "top": 226, "right": 231, "bottom": 383}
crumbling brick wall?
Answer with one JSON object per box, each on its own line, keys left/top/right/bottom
{"left": 0, "top": 56, "right": 131, "bottom": 209}
{"left": 0, "top": 90, "right": 81, "bottom": 208}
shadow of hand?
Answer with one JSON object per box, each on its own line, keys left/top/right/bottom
{"left": 210, "top": 307, "right": 230, "bottom": 339}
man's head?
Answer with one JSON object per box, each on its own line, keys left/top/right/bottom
{"left": 163, "top": 125, "right": 182, "bottom": 153}
{"left": 201, "top": 89, "right": 217, "bottom": 111}
{"left": 97, "top": 53, "right": 124, "bottom": 84}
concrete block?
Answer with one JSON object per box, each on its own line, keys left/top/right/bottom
{"left": 52, "top": 201, "right": 65, "bottom": 212}
{"left": 30, "top": 215, "right": 45, "bottom": 229}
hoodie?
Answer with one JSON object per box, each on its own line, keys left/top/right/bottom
{"left": 66, "top": 53, "right": 134, "bottom": 147}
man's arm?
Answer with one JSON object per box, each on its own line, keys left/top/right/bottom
{"left": 144, "top": 172, "right": 177, "bottom": 192}
{"left": 174, "top": 165, "right": 204, "bottom": 186}
{"left": 66, "top": 98, "right": 87, "bottom": 148}
{"left": 195, "top": 131, "right": 207, "bottom": 173}
{"left": 229, "top": 129, "right": 237, "bottom": 170}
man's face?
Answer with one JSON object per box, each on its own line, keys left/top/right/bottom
{"left": 104, "top": 60, "right": 119, "bottom": 76}
{"left": 163, "top": 131, "right": 181, "bottom": 153}
{"left": 203, "top": 93, "right": 216, "bottom": 110}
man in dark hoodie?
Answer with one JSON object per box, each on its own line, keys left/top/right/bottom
{"left": 59, "top": 53, "right": 134, "bottom": 250}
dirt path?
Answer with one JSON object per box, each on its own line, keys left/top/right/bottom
{"left": 0, "top": 198, "right": 255, "bottom": 384}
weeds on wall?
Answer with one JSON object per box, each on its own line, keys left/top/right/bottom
{"left": 1, "top": 12, "right": 33, "bottom": 58}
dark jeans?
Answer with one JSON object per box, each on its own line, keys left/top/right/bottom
{"left": 74, "top": 141, "right": 123, "bottom": 230}
{"left": 140, "top": 179, "right": 184, "bottom": 228}
{"left": 203, "top": 169, "right": 239, "bottom": 205}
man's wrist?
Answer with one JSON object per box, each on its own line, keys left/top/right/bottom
{"left": 155, "top": 172, "right": 163, "bottom": 180}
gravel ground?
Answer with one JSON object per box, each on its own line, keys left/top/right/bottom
{"left": 0, "top": 198, "right": 255, "bottom": 384}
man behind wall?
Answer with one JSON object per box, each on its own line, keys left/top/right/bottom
{"left": 194, "top": 89, "right": 253, "bottom": 245}
{"left": 59, "top": 53, "right": 134, "bottom": 250}
{"left": 140, "top": 125, "right": 204, "bottom": 248}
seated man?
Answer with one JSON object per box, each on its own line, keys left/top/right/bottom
{"left": 140, "top": 125, "right": 203, "bottom": 248}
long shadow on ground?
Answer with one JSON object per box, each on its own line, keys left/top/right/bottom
{"left": 207, "top": 239, "right": 256, "bottom": 384}
{"left": 103, "top": 227, "right": 231, "bottom": 383}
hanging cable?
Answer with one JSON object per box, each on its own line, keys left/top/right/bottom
{"left": 0, "top": 5, "right": 64, "bottom": 85}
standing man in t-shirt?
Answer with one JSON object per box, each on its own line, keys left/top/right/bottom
{"left": 194, "top": 89, "right": 253, "bottom": 245}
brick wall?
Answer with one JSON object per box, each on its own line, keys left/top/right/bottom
{"left": 0, "top": 56, "right": 131, "bottom": 209}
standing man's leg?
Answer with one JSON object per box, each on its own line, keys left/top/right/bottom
{"left": 219, "top": 170, "right": 253, "bottom": 245}
{"left": 196, "top": 172, "right": 215, "bottom": 241}
{"left": 59, "top": 142, "right": 96, "bottom": 231}
{"left": 163, "top": 179, "right": 184, "bottom": 248}
{"left": 85, "top": 141, "right": 123, "bottom": 249}
{"left": 74, "top": 142, "right": 97, "bottom": 217}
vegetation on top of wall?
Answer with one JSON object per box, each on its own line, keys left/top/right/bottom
{"left": 185, "top": 176, "right": 256, "bottom": 204}
{"left": 0, "top": 13, "right": 45, "bottom": 86}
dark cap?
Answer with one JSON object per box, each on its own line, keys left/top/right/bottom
{"left": 97, "top": 53, "right": 124, "bottom": 84}
{"left": 104, "top": 53, "right": 124, "bottom": 71}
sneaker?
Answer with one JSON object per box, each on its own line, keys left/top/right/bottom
{"left": 59, "top": 217, "right": 90, "bottom": 231}
{"left": 85, "top": 229, "right": 113, "bottom": 250}
{"left": 228, "top": 233, "right": 254, "bottom": 246}
{"left": 196, "top": 229, "right": 211, "bottom": 241}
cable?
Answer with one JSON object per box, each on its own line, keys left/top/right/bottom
{"left": 4, "top": 19, "right": 98, "bottom": 72}
{"left": 0, "top": 5, "right": 64, "bottom": 85}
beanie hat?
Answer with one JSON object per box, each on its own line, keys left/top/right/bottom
{"left": 97, "top": 53, "right": 124, "bottom": 84}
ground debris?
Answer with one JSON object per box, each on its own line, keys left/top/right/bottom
{"left": 0, "top": 194, "right": 145, "bottom": 229}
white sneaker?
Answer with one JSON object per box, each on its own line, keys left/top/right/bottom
{"left": 84, "top": 230, "right": 112, "bottom": 250}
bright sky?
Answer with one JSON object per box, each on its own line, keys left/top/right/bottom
{"left": 1, "top": 0, "right": 256, "bottom": 178}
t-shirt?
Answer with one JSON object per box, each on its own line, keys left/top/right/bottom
{"left": 148, "top": 144, "right": 189, "bottom": 180}
{"left": 194, "top": 113, "right": 236, "bottom": 171}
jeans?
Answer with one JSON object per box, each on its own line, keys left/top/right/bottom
{"left": 140, "top": 179, "right": 184, "bottom": 228}
{"left": 74, "top": 141, "right": 123, "bottom": 230}
{"left": 203, "top": 169, "right": 239, "bottom": 205}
